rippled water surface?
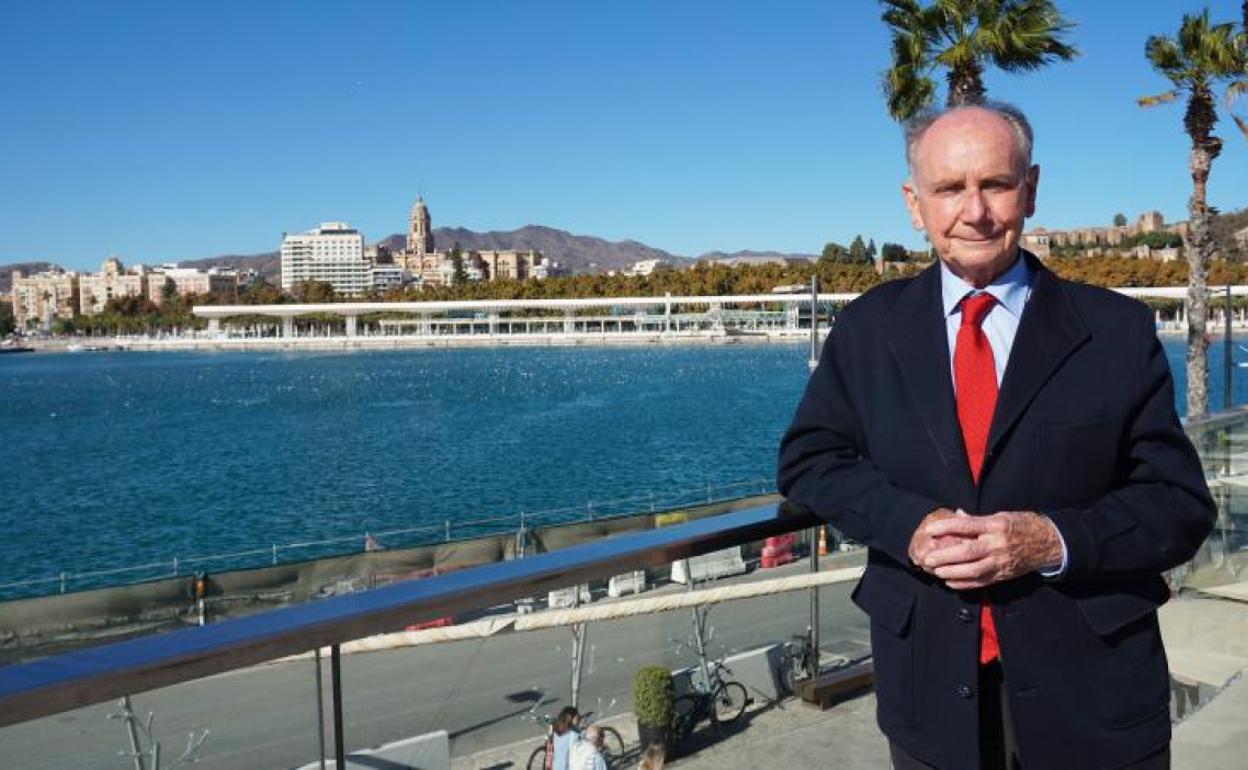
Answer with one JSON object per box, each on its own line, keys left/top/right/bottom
{"left": 0, "top": 336, "right": 1240, "bottom": 593}
{"left": 0, "top": 345, "right": 810, "bottom": 590}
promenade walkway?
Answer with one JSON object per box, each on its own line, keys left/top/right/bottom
{"left": 447, "top": 585, "right": 1248, "bottom": 770}
{"left": 1170, "top": 582, "right": 1248, "bottom": 770}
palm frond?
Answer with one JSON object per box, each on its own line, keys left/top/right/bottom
{"left": 1137, "top": 90, "right": 1180, "bottom": 108}
{"left": 880, "top": 0, "right": 924, "bottom": 33}
{"left": 1144, "top": 35, "right": 1189, "bottom": 85}
{"left": 1232, "top": 112, "right": 1248, "bottom": 141}
{"left": 880, "top": 0, "right": 939, "bottom": 120}
{"left": 982, "top": 0, "right": 1079, "bottom": 71}
{"left": 877, "top": 0, "right": 1075, "bottom": 115}
{"left": 1226, "top": 80, "right": 1248, "bottom": 110}
{"left": 883, "top": 66, "right": 937, "bottom": 121}
{"left": 1174, "top": 11, "right": 1242, "bottom": 76}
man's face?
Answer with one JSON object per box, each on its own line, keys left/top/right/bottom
{"left": 901, "top": 108, "right": 1039, "bottom": 288}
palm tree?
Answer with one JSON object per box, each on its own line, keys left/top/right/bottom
{"left": 881, "top": 0, "right": 1078, "bottom": 121}
{"left": 1139, "top": 9, "right": 1248, "bottom": 417}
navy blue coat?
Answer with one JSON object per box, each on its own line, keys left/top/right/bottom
{"left": 777, "top": 253, "right": 1214, "bottom": 769}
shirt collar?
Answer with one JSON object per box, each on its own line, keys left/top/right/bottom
{"left": 940, "top": 251, "right": 1033, "bottom": 319}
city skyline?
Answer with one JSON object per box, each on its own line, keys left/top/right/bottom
{"left": 3, "top": 0, "right": 1246, "bottom": 272}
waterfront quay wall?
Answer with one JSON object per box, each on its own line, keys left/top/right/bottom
{"left": 0, "top": 494, "right": 788, "bottom": 664}
{"left": 91, "top": 329, "right": 812, "bottom": 353}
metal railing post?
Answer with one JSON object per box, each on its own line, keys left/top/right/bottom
{"left": 809, "top": 525, "right": 821, "bottom": 678}
{"left": 331, "top": 644, "right": 345, "bottom": 768}
{"left": 1224, "top": 284, "right": 1233, "bottom": 410}
{"left": 809, "top": 275, "right": 819, "bottom": 372}
{"left": 314, "top": 647, "right": 327, "bottom": 770}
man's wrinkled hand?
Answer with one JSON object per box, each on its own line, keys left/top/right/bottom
{"left": 919, "top": 511, "right": 1063, "bottom": 590}
{"left": 907, "top": 507, "right": 970, "bottom": 568}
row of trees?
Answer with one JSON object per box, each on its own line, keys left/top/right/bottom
{"left": 51, "top": 293, "right": 212, "bottom": 336}
{"left": 61, "top": 254, "right": 1248, "bottom": 337}
{"left": 880, "top": 0, "right": 1248, "bottom": 415}
{"left": 820, "top": 236, "right": 916, "bottom": 264}
{"left": 0, "top": 301, "right": 14, "bottom": 336}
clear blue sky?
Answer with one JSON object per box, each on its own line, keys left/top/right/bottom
{"left": 2, "top": 0, "right": 1245, "bottom": 271}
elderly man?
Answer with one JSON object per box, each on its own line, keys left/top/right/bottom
{"left": 777, "top": 102, "right": 1214, "bottom": 769}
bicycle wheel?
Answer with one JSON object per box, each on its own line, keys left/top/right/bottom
{"left": 782, "top": 653, "right": 800, "bottom": 694}
{"left": 599, "top": 726, "right": 625, "bottom": 768}
{"left": 526, "top": 744, "right": 547, "bottom": 770}
{"left": 711, "top": 681, "right": 749, "bottom": 724}
{"left": 672, "top": 694, "right": 700, "bottom": 741}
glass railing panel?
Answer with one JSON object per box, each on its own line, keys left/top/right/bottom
{"left": 1176, "top": 411, "right": 1248, "bottom": 593}
{"left": 0, "top": 653, "right": 325, "bottom": 770}
{"left": 0, "top": 504, "right": 851, "bottom": 768}
{"left": 317, "top": 525, "right": 870, "bottom": 769}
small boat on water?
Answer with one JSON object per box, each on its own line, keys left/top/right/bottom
{"left": 0, "top": 346, "right": 34, "bottom": 354}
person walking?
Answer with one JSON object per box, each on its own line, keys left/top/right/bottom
{"left": 550, "top": 706, "right": 580, "bottom": 770}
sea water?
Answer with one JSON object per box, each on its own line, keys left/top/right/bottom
{"left": 0, "top": 337, "right": 1238, "bottom": 597}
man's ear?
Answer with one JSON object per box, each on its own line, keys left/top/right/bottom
{"left": 1025, "top": 164, "right": 1040, "bottom": 217}
{"left": 901, "top": 180, "right": 925, "bottom": 231}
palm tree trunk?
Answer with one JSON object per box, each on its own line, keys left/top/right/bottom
{"left": 1185, "top": 143, "right": 1215, "bottom": 417}
{"left": 945, "top": 61, "right": 986, "bottom": 107}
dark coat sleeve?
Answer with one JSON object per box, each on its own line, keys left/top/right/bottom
{"left": 1045, "top": 310, "right": 1215, "bottom": 585}
{"left": 776, "top": 310, "right": 941, "bottom": 566}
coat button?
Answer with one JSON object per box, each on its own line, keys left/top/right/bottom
{"left": 957, "top": 685, "right": 974, "bottom": 699}
{"left": 957, "top": 608, "right": 974, "bottom": 623}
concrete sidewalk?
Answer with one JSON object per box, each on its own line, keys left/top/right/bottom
{"left": 1169, "top": 582, "right": 1248, "bottom": 770}
{"left": 447, "top": 587, "right": 1248, "bottom": 770}
{"left": 1173, "top": 668, "right": 1248, "bottom": 769}
{"left": 453, "top": 690, "right": 887, "bottom": 770}
{"left": 666, "top": 691, "right": 886, "bottom": 770}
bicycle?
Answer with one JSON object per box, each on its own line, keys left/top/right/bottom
{"left": 526, "top": 707, "right": 625, "bottom": 770}
{"left": 671, "top": 658, "right": 750, "bottom": 746}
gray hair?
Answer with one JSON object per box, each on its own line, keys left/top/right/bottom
{"left": 904, "top": 100, "right": 1034, "bottom": 175}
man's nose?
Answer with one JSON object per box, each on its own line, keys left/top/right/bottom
{"left": 960, "top": 189, "right": 990, "bottom": 223}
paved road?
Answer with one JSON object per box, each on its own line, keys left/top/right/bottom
{"left": 0, "top": 554, "right": 869, "bottom": 770}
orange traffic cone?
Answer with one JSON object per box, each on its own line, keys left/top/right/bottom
{"left": 818, "top": 526, "right": 828, "bottom": 556}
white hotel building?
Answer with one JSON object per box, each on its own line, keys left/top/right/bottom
{"left": 280, "top": 222, "right": 370, "bottom": 295}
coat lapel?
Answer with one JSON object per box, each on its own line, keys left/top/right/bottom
{"left": 985, "top": 255, "right": 1091, "bottom": 464}
{"left": 882, "top": 263, "right": 976, "bottom": 507}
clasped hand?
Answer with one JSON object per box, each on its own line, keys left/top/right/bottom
{"left": 907, "top": 507, "right": 1063, "bottom": 590}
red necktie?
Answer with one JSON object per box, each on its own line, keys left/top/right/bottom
{"left": 954, "top": 293, "right": 1000, "bottom": 665}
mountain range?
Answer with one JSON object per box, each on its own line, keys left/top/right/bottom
{"left": 0, "top": 262, "right": 56, "bottom": 295}
{"left": 2, "top": 226, "right": 817, "bottom": 288}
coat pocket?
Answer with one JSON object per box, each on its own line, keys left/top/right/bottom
{"left": 1035, "top": 416, "right": 1123, "bottom": 506}
{"left": 1076, "top": 586, "right": 1170, "bottom": 729}
{"left": 852, "top": 572, "right": 917, "bottom": 725}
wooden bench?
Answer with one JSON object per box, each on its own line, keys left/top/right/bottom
{"left": 796, "top": 659, "right": 875, "bottom": 710}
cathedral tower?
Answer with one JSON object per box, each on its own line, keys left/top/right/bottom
{"left": 408, "top": 196, "right": 434, "bottom": 258}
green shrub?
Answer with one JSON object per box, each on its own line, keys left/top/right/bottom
{"left": 632, "top": 665, "right": 675, "bottom": 727}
